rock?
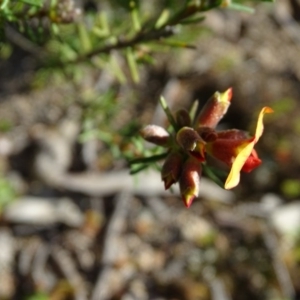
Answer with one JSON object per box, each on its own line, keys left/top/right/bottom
{"left": 3, "top": 196, "right": 84, "bottom": 227}
{"left": 0, "top": 229, "right": 15, "bottom": 299}
{"left": 270, "top": 201, "right": 300, "bottom": 241}
{"left": 260, "top": 193, "right": 283, "bottom": 214}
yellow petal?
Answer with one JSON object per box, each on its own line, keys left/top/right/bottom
{"left": 224, "top": 140, "right": 255, "bottom": 189}
{"left": 224, "top": 107, "right": 273, "bottom": 190}
{"left": 253, "top": 107, "right": 274, "bottom": 143}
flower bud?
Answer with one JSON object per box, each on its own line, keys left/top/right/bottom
{"left": 161, "top": 152, "right": 183, "bottom": 189}
{"left": 176, "top": 127, "right": 205, "bottom": 161}
{"left": 175, "top": 109, "right": 191, "bottom": 128}
{"left": 176, "top": 127, "right": 201, "bottom": 151}
{"left": 195, "top": 88, "right": 232, "bottom": 128}
{"left": 179, "top": 157, "right": 202, "bottom": 208}
{"left": 140, "top": 125, "right": 170, "bottom": 146}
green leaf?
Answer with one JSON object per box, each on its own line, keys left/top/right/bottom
{"left": 227, "top": 3, "right": 254, "bottom": 13}
{"left": 202, "top": 164, "right": 225, "bottom": 188}
{"left": 78, "top": 23, "right": 92, "bottom": 54}
{"left": 126, "top": 47, "right": 140, "bottom": 83}
{"left": 281, "top": 179, "right": 300, "bottom": 198}
{"left": 130, "top": 0, "right": 141, "bottom": 32}
{"left": 93, "top": 11, "right": 110, "bottom": 37}
{"left": 60, "top": 43, "right": 78, "bottom": 61}
{"left": 189, "top": 100, "right": 199, "bottom": 124}
{"left": 180, "top": 15, "right": 205, "bottom": 25}
{"left": 130, "top": 163, "right": 150, "bottom": 174}
{"left": 155, "top": 9, "right": 170, "bottom": 29}
{"left": 159, "top": 96, "right": 178, "bottom": 131}
{"left": 19, "top": 0, "right": 43, "bottom": 7}
{"left": 0, "top": 0, "right": 9, "bottom": 10}
{"left": 200, "top": 0, "right": 223, "bottom": 11}
{"left": 129, "top": 152, "right": 168, "bottom": 165}
{"left": 51, "top": 23, "right": 60, "bottom": 35}
{"left": 157, "top": 39, "right": 196, "bottom": 49}
{"left": 0, "top": 177, "right": 16, "bottom": 212}
{"left": 26, "top": 292, "right": 49, "bottom": 300}
{"left": 110, "top": 53, "right": 127, "bottom": 84}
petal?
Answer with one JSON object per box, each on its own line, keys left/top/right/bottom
{"left": 140, "top": 125, "right": 170, "bottom": 146}
{"left": 253, "top": 107, "right": 274, "bottom": 142}
{"left": 224, "top": 107, "right": 273, "bottom": 189}
{"left": 195, "top": 88, "right": 232, "bottom": 128}
{"left": 206, "top": 138, "right": 251, "bottom": 166}
{"left": 216, "top": 129, "right": 249, "bottom": 140}
{"left": 241, "top": 149, "right": 261, "bottom": 173}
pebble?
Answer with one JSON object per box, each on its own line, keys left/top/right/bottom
{"left": 3, "top": 196, "right": 84, "bottom": 227}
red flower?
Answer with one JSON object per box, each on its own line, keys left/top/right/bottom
{"left": 204, "top": 107, "right": 273, "bottom": 189}
{"left": 139, "top": 88, "right": 273, "bottom": 207}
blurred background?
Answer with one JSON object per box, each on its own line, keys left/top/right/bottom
{"left": 1, "top": 0, "right": 300, "bottom": 299}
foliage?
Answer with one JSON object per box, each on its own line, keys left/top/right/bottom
{"left": 1, "top": 0, "right": 273, "bottom": 74}
{"left": 0, "top": 176, "right": 16, "bottom": 212}
{"left": 0, "top": 0, "right": 273, "bottom": 169}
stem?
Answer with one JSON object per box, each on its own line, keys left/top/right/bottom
{"left": 129, "top": 152, "right": 168, "bottom": 165}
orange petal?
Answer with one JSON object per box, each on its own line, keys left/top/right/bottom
{"left": 224, "top": 107, "right": 273, "bottom": 190}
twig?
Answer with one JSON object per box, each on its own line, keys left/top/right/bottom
{"left": 91, "top": 190, "right": 132, "bottom": 300}
{"left": 45, "top": 169, "right": 234, "bottom": 203}
{"left": 32, "top": 242, "right": 51, "bottom": 290}
{"left": 4, "top": 25, "right": 45, "bottom": 58}
{"left": 51, "top": 245, "right": 88, "bottom": 300}
{"left": 262, "top": 223, "right": 295, "bottom": 299}
{"left": 46, "top": 3, "right": 221, "bottom": 68}
{"left": 209, "top": 277, "right": 232, "bottom": 300}
{"left": 50, "top": 26, "right": 175, "bottom": 68}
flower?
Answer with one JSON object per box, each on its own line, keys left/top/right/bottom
{"left": 138, "top": 88, "right": 273, "bottom": 207}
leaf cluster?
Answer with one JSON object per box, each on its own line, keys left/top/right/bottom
{"left": 0, "top": 0, "right": 273, "bottom": 171}
{"left": 1, "top": 0, "right": 273, "bottom": 78}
